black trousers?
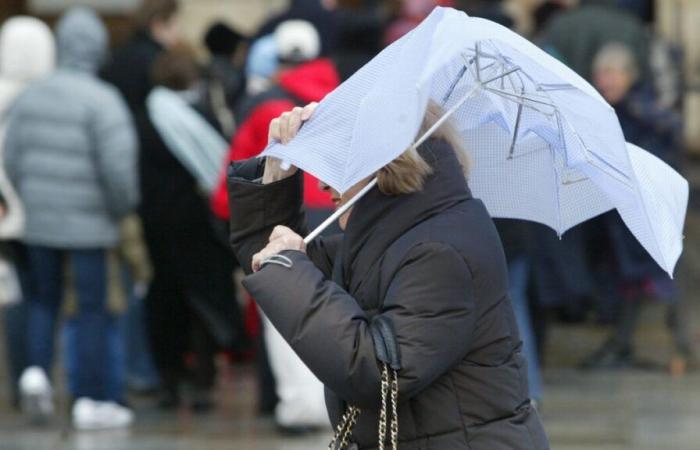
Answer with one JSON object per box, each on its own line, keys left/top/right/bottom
{"left": 142, "top": 210, "right": 245, "bottom": 392}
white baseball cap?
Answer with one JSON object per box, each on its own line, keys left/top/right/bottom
{"left": 274, "top": 19, "right": 321, "bottom": 64}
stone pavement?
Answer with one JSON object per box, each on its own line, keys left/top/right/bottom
{"left": 1, "top": 356, "right": 700, "bottom": 450}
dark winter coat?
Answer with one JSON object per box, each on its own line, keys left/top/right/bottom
{"left": 229, "top": 139, "right": 549, "bottom": 449}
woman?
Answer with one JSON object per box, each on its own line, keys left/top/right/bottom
{"left": 228, "top": 103, "right": 549, "bottom": 449}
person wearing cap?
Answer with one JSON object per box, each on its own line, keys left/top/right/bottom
{"left": 210, "top": 19, "right": 341, "bottom": 433}
{"left": 201, "top": 21, "right": 247, "bottom": 139}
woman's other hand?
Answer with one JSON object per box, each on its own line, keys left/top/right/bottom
{"left": 252, "top": 225, "right": 306, "bottom": 272}
{"left": 263, "top": 102, "right": 318, "bottom": 184}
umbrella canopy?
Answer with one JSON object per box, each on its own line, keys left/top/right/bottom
{"left": 262, "top": 7, "right": 688, "bottom": 276}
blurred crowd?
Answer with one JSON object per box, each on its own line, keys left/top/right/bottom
{"left": 0, "top": 0, "right": 695, "bottom": 434}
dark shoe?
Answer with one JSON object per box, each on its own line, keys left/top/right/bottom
{"left": 156, "top": 389, "right": 181, "bottom": 410}
{"left": 189, "top": 388, "right": 214, "bottom": 413}
{"left": 579, "top": 341, "right": 633, "bottom": 370}
{"left": 275, "top": 423, "right": 320, "bottom": 436}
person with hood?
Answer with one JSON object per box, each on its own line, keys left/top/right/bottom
{"left": 211, "top": 20, "right": 340, "bottom": 432}
{"left": 3, "top": 7, "right": 138, "bottom": 429}
{"left": 0, "top": 15, "right": 55, "bottom": 410}
{"left": 227, "top": 100, "right": 549, "bottom": 449}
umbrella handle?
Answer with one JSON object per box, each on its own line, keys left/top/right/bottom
{"left": 303, "top": 177, "right": 378, "bottom": 244}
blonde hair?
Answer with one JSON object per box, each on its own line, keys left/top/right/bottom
{"left": 377, "top": 100, "right": 470, "bottom": 195}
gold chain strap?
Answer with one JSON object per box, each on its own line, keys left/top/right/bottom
{"left": 378, "top": 364, "right": 390, "bottom": 448}
{"left": 389, "top": 369, "right": 399, "bottom": 450}
{"left": 327, "top": 363, "right": 400, "bottom": 450}
{"left": 328, "top": 405, "right": 361, "bottom": 450}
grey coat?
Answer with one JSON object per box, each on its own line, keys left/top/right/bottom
{"left": 229, "top": 140, "right": 549, "bottom": 449}
{"left": 3, "top": 8, "right": 138, "bottom": 248}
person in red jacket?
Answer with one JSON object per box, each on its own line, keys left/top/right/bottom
{"left": 211, "top": 20, "right": 341, "bottom": 433}
{"left": 211, "top": 24, "right": 339, "bottom": 224}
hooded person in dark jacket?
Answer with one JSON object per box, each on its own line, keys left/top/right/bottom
{"left": 227, "top": 102, "right": 549, "bottom": 449}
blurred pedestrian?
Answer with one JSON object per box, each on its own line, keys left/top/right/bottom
{"left": 256, "top": 0, "right": 340, "bottom": 56}
{"left": 581, "top": 42, "right": 696, "bottom": 371}
{"left": 541, "top": 0, "right": 650, "bottom": 82}
{"left": 102, "top": 0, "right": 180, "bottom": 112}
{"left": 0, "top": 15, "right": 55, "bottom": 410}
{"left": 101, "top": 0, "right": 182, "bottom": 401}
{"left": 201, "top": 21, "right": 247, "bottom": 139}
{"left": 140, "top": 50, "right": 246, "bottom": 411}
{"left": 384, "top": 0, "right": 455, "bottom": 45}
{"left": 494, "top": 219, "right": 543, "bottom": 405}
{"left": 4, "top": 7, "right": 138, "bottom": 429}
{"left": 243, "top": 35, "right": 278, "bottom": 97}
{"left": 211, "top": 20, "right": 340, "bottom": 432}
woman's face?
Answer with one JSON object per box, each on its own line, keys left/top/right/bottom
{"left": 319, "top": 178, "right": 371, "bottom": 230}
{"left": 594, "top": 65, "right": 634, "bottom": 105}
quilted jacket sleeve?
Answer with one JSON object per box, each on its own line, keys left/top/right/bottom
{"left": 241, "top": 241, "right": 476, "bottom": 409}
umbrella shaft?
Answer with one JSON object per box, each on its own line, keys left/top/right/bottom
{"left": 304, "top": 177, "right": 379, "bottom": 244}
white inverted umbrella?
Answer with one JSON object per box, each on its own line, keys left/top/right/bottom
{"left": 261, "top": 6, "right": 688, "bottom": 276}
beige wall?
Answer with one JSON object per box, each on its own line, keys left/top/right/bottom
{"left": 178, "top": 0, "right": 288, "bottom": 45}
{"left": 656, "top": 0, "right": 700, "bottom": 153}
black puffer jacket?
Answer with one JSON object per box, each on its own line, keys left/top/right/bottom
{"left": 229, "top": 139, "right": 549, "bottom": 449}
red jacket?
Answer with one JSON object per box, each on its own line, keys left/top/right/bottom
{"left": 211, "top": 58, "right": 340, "bottom": 220}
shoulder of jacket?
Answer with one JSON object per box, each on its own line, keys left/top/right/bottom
{"left": 384, "top": 230, "right": 471, "bottom": 280}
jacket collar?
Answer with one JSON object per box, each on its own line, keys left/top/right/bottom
{"left": 338, "top": 138, "right": 472, "bottom": 292}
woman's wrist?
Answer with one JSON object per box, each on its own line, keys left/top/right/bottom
{"left": 262, "top": 157, "right": 298, "bottom": 184}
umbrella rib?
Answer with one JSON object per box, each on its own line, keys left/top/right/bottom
{"left": 483, "top": 88, "right": 555, "bottom": 116}
{"left": 538, "top": 83, "right": 576, "bottom": 91}
{"left": 475, "top": 42, "right": 482, "bottom": 82}
{"left": 482, "top": 67, "right": 521, "bottom": 86}
{"left": 483, "top": 87, "right": 556, "bottom": 108}
{"left": 508, "top": 90, "right": 524, "bottom": 160}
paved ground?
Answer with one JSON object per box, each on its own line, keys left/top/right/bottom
{"left": 1, "top": 316, "right": 699, "bottom": 450}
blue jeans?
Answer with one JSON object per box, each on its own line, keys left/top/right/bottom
{"left": 25, "top": 246, "right": 117, "bottom": 401}
{"left": 65, "top": 271, "right": 159, "bottom": 399}
{"left": 508, "top": 257, "right": 543, "bottom": 403}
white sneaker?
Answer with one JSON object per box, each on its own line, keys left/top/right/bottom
{"left": 19, "top": 366, "right": 54, "bottom": 422}
{"left": 72, "top": 398, "right": 134, "bottom": 430}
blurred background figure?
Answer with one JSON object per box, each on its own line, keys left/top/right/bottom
{"left": 0, "top": 15, "right": 54, "bottom": 411}
{"left": 3, "top": 7, "right": 138, "bottom": 429}
{"left": 256, "top": 0, "right": 340, "bottom": 56}
{"left": 244, "top": 34, "right": 279, "bottom": 97}
{"left": 141, "top": 48, "right": 246, "bottom": 412}
{"left": 211, "top": 19, "right": 338, "bottom": 433}
{"left": 580, "top": 42, "right": 696, "bottom": 372}
{"left": 100, "top": 0, "right": 184, "bottom": 402}
{"left": 201, "top": 21, "right": 247, "bottom": 139}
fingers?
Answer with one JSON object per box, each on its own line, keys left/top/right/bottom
{"left": 252, "top": 227, "right": 306, "bottom": 271}
{"left": 268, "top": 117, "right": 281, "bottom": 144}
{"left": 301, "top": 102, "right": 318, "bottom": 120}
{"left": 270, "top": 103, "right": 318, "bottom": 145}
{"left": 286, "top": 107, "right": 303, "bottom": 143}
{"left": 269, "top": 226, "right": 305, "bottom": 251}
{"left": 269, "top": 225, "right": 292, "bottom": 241}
